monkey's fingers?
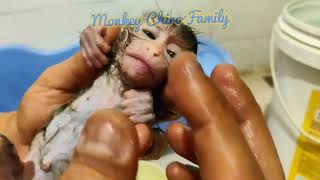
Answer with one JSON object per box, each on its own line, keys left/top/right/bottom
{"left": 163, "top": 52, "right": 264, "bottom": 180}
{"left": 210, "top": 64, "right": 285, "bottom": 180}
{"left": 96, "top": 26, "right": 111, "bottom": 53}
{"left": 166, "top": 162, "right": 200, "bottom": 180}
{"left": 84, "top": 26, "right": 107, "bottom": 68}
{"left": 80, "top": 45, "right": 94, "bottom": 68}
{"left": 95, "top": 26, "right": 119, "bottom": 66}
{"left": 61, "top": 109, "right": 139, "bottom": 180}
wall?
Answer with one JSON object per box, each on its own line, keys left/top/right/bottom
{"left": 0, "top": 0, "right": 289, "bottom": 70}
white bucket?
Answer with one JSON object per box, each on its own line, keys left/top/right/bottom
{"left": 268, "top": 0, "right": 320, "bottom": 179}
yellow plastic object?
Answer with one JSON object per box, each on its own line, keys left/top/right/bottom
{"left": 289, "top": 90, "right": 320, "bottom": 180}
{"left": 136, "top": 161, "right": 167, "bottom": 180}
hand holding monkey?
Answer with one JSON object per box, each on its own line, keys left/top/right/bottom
{"left": 4, "top": 19, "right": 199, "bottom": 179}
{"left": 10, "top": 52, "right": 283, "bottom": 180}
{"left": 164, "top": 52, "right": 285, "bottom": 180}
{"left": 13, "top": 27, "right": 120, "bottom": 152}
{"left": 59, "top": 52, "right": 285, "bottom": 180}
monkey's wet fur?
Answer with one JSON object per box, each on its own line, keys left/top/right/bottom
{"left": 1, "top": 20, "right": 198, "bottom": 180}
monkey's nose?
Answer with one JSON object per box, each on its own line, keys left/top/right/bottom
{"left": 147, "top": 47, "right": 161, "bottom": 57}
{"left": 153, "top": 51, "right": 160, "bottom": 57}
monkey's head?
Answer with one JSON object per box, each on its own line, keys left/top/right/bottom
{"left": 108, "top": 16, "right": 198, "bottom": 159}
{"left": 111, "top": 19, "right": 198, "bottom": 89}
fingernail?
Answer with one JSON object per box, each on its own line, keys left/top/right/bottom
{"left": 76, "top": 133, "right": 87, "bottom": 152}
{"left": 76, "top": 123, "right": 120, "bottom": 161}
{"left": 227, "top": 65, "right": 239, "bottom": 77}
{"left": 102, "top": 56, "right": 108, "bottom": 64}
{"left": 86, "top": 60, "right": 93, "bottom": 67}
{"left": 97, "top": 62, "right": 103, "bottom": 68}
{"left": 104, "top": 44, "right": 111, "bottom": 52}
{"left": 78, "top": 132, "right": 87, "bottom": 146}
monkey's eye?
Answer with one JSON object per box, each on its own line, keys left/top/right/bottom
{"left": 143, "top": 29, "right": 156, "bottom": 40}
{"left": 167, "top": 49, "right": 176, "bottom": 58}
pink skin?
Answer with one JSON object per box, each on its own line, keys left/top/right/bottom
{"left": 119, "top": 24, "right": 183, "bottom": 123}
{"left": 120, "top": 24, "right": 182, "bottom": 89}
{"left": 80, "top": 26, "right": 111, "bottom": 68}
{"left": 121, "top": 89, "right": 155, "bottom": 123}
{"left": 80, "top": 24, "right": 183, "bottom": 124}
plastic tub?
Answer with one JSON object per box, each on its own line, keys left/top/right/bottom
{"left": 268, "top": 0, "right": 320, "bottom": 179}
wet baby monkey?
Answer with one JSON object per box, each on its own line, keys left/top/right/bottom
{"left": 22, "top": 16, "right": 198, "bottom": 179}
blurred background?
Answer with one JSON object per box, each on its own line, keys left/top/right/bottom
{"left": 0, "top": 0, "right": 288, "bottom": 71}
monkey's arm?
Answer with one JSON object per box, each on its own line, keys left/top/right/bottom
{"left": 16, "top": 27, "right": 120, "bottom": 147}
{"left": 0, "top": 52, "right": 94, "bottom": 159}
{"left": 16, "top": 52, "right": 98, "bottom": 147}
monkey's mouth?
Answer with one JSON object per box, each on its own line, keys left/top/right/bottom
{"left": 125, "top": 52, "right": 154, "bottom": 77}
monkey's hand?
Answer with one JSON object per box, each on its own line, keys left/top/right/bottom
{"left": 80, "top": 26, "right": 113, "bottom": 68}
{"left": 121, "top": 89, "right": 155, "bottom": 124}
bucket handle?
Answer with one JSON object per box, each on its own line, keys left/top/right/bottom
{"left": 270, "top": 30, "right": 320, "bottom": 145}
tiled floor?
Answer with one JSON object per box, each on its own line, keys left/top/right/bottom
{"left": 240, "top": 68, "right": 273, "bottom": 114}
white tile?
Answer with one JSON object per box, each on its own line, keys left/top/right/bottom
{"left": 206, "top": 0, "right": 288, "bottom": 43}
{"left": 251, "top": 36, "right": 271, "bottom": 69}
{"left": 220, "top": 39, "right": 255, "bottom": 70}
{"left": 0, "top": 2, "right": 118, "bottom": 49}
{"left": 0, "top": 0, "right": 290, "bottom": 68}
{"left": 219, "top": 36, "right": 271, "bottom": 71}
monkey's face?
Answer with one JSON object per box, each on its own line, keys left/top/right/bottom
{"left": 120, "top": 24, "right": 182, "bottom": 89}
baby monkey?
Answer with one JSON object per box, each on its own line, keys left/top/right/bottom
{"left": 20, "top": 15, "right": 198, "bottom": 179}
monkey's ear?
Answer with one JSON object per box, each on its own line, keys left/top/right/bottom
{"left": 103, "top": 27, "right": 121, "bottom": 46}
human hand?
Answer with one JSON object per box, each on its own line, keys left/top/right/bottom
{"left": 80, "top": 26, "right": 117, "bottom": 68}
{"left": 16, "top": 26, "right": 120, "bottom": 147}
{"left": 57, "top": 52, "right": 285, "bottom": 180}
{"left": 0, "top": 134, "right": 24, "bottom": 180}
{"left": 0, "top": 134, "right": 35, "bottom": 180}
{"left": 60, "top": 109, "right": 153, "bottom": 180}
{"left": 1, "top": 109, "right": 152, "bottom": 180}
{"left": 121, "top": 89, "right": 155, "bottom": 124}
{"left": 164, "top": 52, "right": 285, "bottom": 180}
